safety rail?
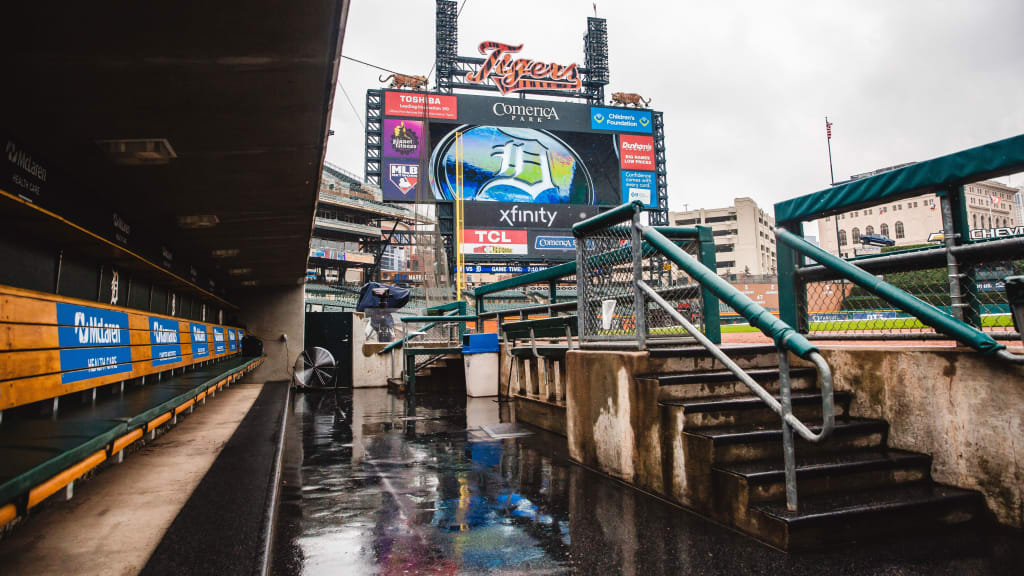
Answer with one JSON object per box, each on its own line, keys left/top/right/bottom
{"left": 573, "top": 201, "right": 722, "bottom": 348}
{"left": 379, "top": 303, "right": 466, "bottom": 354}
{"left": 574, "top": 201, "right": 834, "bottom": 512}
{"left": 777, "top": 229, "right": 1024, "bottom": 365}
{"left": 774, "top": 133, "right": 1024, "bottom": 341}
{"left": 397, "top": 312, "right": 477, "bottom": 394}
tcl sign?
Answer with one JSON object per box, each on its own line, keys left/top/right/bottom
{"left": 462, "top": 229, "right": 528, "bottom": 255}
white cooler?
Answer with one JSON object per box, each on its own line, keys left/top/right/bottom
{"left": 462, "top": 333, "right": 500, "bottom": 397}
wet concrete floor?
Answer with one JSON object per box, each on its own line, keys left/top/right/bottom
{"left": 271, "top": 388, "right": 1023, "bottom": 575}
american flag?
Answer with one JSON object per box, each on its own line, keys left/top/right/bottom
{"left": 826, "top": 119, "right": 833, "bottom": 140}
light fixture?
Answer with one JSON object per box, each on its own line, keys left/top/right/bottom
{"left": 177, "top": 215, "right": 220, "bottom": 229}
{"left": 97, "top": 138, "right": 177, "bottom": 166}
{"left": 211, "top": 248, "right": 239, "bottom": 258}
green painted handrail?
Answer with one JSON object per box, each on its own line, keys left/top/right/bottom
{"left": 775, "top": 134, "right": 1024, "bottom": 224}
{"left": 572, "top": 201, "right": 643, "bottom": 237}
{"left": 400, "top": 315, "right": 477, "bottom": 323}
{"left": 643, "top": 226, "right": 819, "bottom": 358}
{"left": 776, "top": 229, "right": 1005, "bottom": 354}
{"left": 472, "top": 260, "right": 577, "bottom": 297}
{"left": 379, "top": 309, "right": 461, "bottom": 354}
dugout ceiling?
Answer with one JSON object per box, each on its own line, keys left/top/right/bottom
{"left": 0, "top": 1, "right": 348, "bottom": 304}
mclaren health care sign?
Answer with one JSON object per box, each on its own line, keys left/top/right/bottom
{"left": 57, "top": 303, "right": 132, "bottom": 384}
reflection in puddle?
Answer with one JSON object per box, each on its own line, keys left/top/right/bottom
{"left": 272, "top": 388, "right": 1024, "bottom": 576}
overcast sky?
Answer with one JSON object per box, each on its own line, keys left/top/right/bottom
{"left": 326, "top": 0, "right": 1024, "bottom": 214}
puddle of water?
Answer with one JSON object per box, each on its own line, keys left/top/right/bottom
{"left": 271, "top": 388, "right": 1024, "bottom": 576}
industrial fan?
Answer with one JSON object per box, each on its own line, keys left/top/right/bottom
{"left": 292, "top": 346, "right": 337, "bottom": 389}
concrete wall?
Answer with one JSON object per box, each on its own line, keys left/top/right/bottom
{"left": 820, "top": 346, "right": 1024, "bottom": 527}
{"left": 350, "top": 312, "right": 394, "bottom": 387}
{"left": 237, "top": 285, "right": 305, "bottom": 383}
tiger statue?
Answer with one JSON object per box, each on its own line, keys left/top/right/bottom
{"left": 379, "top": 73, "right": 428, "bottom": 90}
{"left": 611, "top": 92, "right": 652, "bottom": 108}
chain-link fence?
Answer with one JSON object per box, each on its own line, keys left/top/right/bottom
{"left": 640, "top": 240, "right": 703, "bottom": 341}
{"left": 578, "top": 222, "right": 638, "bottom": 343}
{"left": 575, "top": 210, "right": 709, "bottom": 346}
{"left": 787, "top": 181, "right": 1024, "bottom": 339}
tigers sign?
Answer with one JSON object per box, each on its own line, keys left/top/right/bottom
{"left": 465, "top": 41, "right": 581, "bottom": 94}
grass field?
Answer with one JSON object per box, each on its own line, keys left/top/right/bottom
{"left": 720, "top": 314, "right": 1013, "bottom": 333}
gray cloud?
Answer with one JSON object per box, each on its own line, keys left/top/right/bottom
{"left": 327, "top": 0, "right": 1024, "bottom": 212}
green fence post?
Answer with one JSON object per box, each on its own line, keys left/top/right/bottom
{"left": 777, "top": 221, "right": 807, "bottom": 333}
{"left": 548, "top": 280, "right": 557, "bottom": 305}
{"left": 952, "top": 185, "right": 982, "bottom": 328}
{"left": 475, "top": 293, "right": 484, "bottom": 332}
{"left": 696, "top": 225, "right": 722, "bottom": 344}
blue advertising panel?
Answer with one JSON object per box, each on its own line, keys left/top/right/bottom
{"left": 190, "top": 323, "right": 209, "bottom": 358}
{"left": 590, "top": 107, "right": 652, "bottom": 133}
{"left": 56, "top": 303, "right": 130, "bottom": 348}
{"left": 227, "top": 328, "right": 237, "bottom": 352}
{"left": 533, "top": 234, "right": 576, "bottom": 252}
{"left": 149, "top": 317, "right": 182, "bottom": 366}
{"left": 212, "top": 326, "right": 226, "bottom": 354}
{"left": 461, "top": 264, "right": 549, "bottom": 274}
{"left": 56, "top": 303, "right": 132, "bottom": 384}
{"left": 621, "top": 170, "right": 657, "bottom": 207}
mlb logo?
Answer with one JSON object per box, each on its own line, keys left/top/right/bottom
{"left": 389, "top": 163, "right": 418, "bottom": 195}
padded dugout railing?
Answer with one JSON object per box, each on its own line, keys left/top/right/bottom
{"left": 0, "top": 283, "right": 264, "bottom": 529}
{"left": 0, "top": 284, "right": 247, "bottom": 412}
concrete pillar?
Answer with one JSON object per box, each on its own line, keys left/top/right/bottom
{"left": 115, "top": 450, "right": 124, "bottom": 464}
{"left": 172, "top": 414, "right": 178, "bottom": 425}
{"left": 149, "top": 429, "right": 156, "bottom": 441}
{"left": 516, "top": 358, "right": 528, "bottom": 396}
{"left": 120, "top": 381, "right": 125, "bottom": 394}
{"left": 528, "top": 359, "right": 540, "bottom": 397}
{"left": 52, "top": 397, "right": 59, "bottom": 417}
{"left": 545, "top": 359, "right": 557, "bottom": 402}
{"left": 91, "top": 388, "right": 97, "bottom": 404}
{"left": 558, "top": 361, "right": 567, "bottom": 402}
{"left": 64, "top": 481, "right": 74, "bottom": 501}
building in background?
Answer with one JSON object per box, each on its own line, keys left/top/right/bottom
{"left": 670, "top": 197, "right": 777, "bottom": 278}
{"left": 305, "top": 163, "right": 420, "bottom": 311}
{"left": 815, "top": 179, "right": 1020, "bottom": 258}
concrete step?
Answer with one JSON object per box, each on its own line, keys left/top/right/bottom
{"left": 692, "top": 417, "right": 889, "bottom": 464}
{"left": 749, "top": 483, "right": 985, "bottom": 550}
{"left": 715, "top": 448, "right": 932, "bottom": 504}
{"left": 647, "top": 367, "right": 818, "bottom": 403}
{"left": 659, "top": 390, "right": 851, "bottom": 428}
{"left": 643, "top": 344, "right": 784, "bottom": 374}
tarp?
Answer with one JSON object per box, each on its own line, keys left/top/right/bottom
{"left": 355, "top": 282, "right": 410, "bottom": 311}
{"left": 774, "top": 134, "right": 1024, "bottom": 224}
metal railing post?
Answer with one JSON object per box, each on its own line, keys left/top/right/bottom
{"left": 631, "top": 209, "right": 648, "bottom": 350}
{"left": 577, "top": 226, "right": 587, "bottom": 345}
{"left": 939, "top": 189, "right": 968, "bottom": 322}
{"left": 778, "top": 346, "right": 799, "bottom": 512}
{"left": 777, "top": 222, "right": 808, "bottom": 332}
{"left": 696, "top": 225, "right": 721, "bottom": 344}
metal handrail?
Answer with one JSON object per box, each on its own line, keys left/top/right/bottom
{"left": 635, "top": 222, "right": 836, "bottom": 512}
{"left": 776, "top": 229, "right": 1024, "bottom": 362}
{"left": 379, "top": 308, "right": 461, "bottom": 354}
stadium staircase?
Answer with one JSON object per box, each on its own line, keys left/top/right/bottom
{"left": 639, "top": 343, "right": 985, "bottom": 550}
